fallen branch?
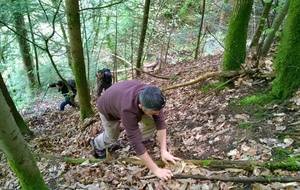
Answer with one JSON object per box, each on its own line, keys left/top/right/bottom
{"left": 111, "top": 54, "right": 171, "bottom": 80}
{"left": 38, "top": 154, "right": 300, "bottom": 171}
{"left": 175, "top": 175, "right": 300, "bottom": 183}
{"left": 163, "top": 71, "right": 239, "bottom": 91}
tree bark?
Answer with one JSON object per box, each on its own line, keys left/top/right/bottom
{"left": 222, "top": 0, "right": 253, "bottom": 71}
{"left": 135, "top": 0, "right": 151, "bottom": 76}
{"left": 260, "top": 0, "right": 290, "bottom": 57}
{"left": 26, "top": 5, "right": 41, "bottom": 87}
{"left": 271, "top": 0, "right": 300, "bottom": 99}
{"left": 13, "top": 11, "right": 36, "bottom": 88}
{"left": 0, "top": 86, "right": 48, "bottom": 189}
{"left": 65, "top": 0, "right": 94, "bottom": 120}
{"left": 194, "top": 0, "right": 206, "bottom": 60}
{"left": 0, "top": 73, "right": 33, "bottom": 136}
{"left": 250, "top": 0, "right": 273, "bottom": 48}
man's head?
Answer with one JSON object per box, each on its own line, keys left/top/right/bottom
{"left": 56, "top": 80, "right": 64, "bottom": 89}
{"left": 138, "top": 86, "right": 166, "bottom": 116}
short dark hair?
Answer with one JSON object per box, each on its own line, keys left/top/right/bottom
{"left": 56, "top": 80, "right": 64, "bottom": 87}
{"left": 139, "top": 86, "right": 166, "bottom": 110}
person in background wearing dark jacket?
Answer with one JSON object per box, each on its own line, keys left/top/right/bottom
{"left": 90, "top": 80, "right": 181, "bottom": 180}
{"left": 95, "top": 68, "right": 112, "bottom": 97}
{"left": 49, "top": 79, "right": 77, "bottom": 111}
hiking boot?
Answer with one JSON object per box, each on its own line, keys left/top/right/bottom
{"left": 90, "top": 139, "right": 106, "bottom": 159}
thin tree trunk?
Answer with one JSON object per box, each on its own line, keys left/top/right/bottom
{"left": 114, "top": 7, "right": 118, "bottom": 82}
{"left": 250, "top": 0, "right": 273, "bottom": 48}
{"left": 65, "top": 0, "right": 94, "bottom": 120}
{"left": 136, "top": 0, "right": 151, "bottom": 76}
{"left": 194, "top": 0, "right": 206, "bottom": 60}
{"left": 0, "top": 86, "right": 48, "bottom": 189}
{"left": 59, "top": 21, "right": 73, "bottom": 70}
{"left": 260, "top": 0, "right": 290, "bottom": 57}
{"left": 164, "top": 27, "right": 172, "bottom": 65}
{"left": 13, "top": 11, "right": 36, "bottom": 88}
{"left": 81, "top": 5, "right": 91, "bottom": 83}
{"left": 26, "top": 6, "right": 41, "bottom": 87}
{"left": 0, "top": 73, "right": 33, "bottom": 136}
{"left": 222, "top": 0, "right": 253, "bottom": 71}
{"left": 130, "top": 27, "right": 134, "bottom": 79}
{"left": 51, "top": 0, "right": 73, "bottom": 71}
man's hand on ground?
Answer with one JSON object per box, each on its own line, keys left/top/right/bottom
{"left": 152, "top": 167, "right": 173, "bottom": 181}
{"left": 161, "top": 151, "right": 181, "bottom": 164}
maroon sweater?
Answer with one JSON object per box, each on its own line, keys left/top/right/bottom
{"left": 96, "top": 80, "right": 166, "bottom": 155}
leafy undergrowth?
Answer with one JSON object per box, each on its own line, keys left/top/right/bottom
{"left": 1, "top": 55, "right": 300, "bottom": 189}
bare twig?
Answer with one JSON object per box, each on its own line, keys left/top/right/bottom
{"left": 80, "top": 0, "right": 127, "bottom": 11}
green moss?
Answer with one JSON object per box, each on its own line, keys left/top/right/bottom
{"left": 271, "top": 0, "right": 300, "bottom": 100}
{"left": 239, "top": 93, "right": 274, "bottom": 106}
{"left": 265, "top": 157, "right": 300, "bottom": 171}
{"left": 272, "top": 148, "right": 293, "bottom": 161}
{"left": 199, "top": 81, "right": 227, "bottom": 93}
{"left": 222, "top": 0, "right": 253, "bottom": 71}
{"left": 201, "top": 160, "right": 212, "bottom": 166}
{"left": 238, "top": 122, "right": 253, "bottom": 129}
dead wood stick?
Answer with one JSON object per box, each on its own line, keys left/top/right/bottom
{"left": 173, "top": 175, "right": 300, "bottom": 183}
{"left": 112, "top": 54, "right": 171, "bottom": 80}
{"left": 38, "top": 154, "right": 300, "bottom": 171}
{"left": 163, "top": 71, "right": 239, "bottom": 91}
{"left": 141, "top": 174, "right": 300, "bottom": 183}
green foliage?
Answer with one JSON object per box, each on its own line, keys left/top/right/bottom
{"left": 178, "top": 0, "right": 201, "bottom": 24}
{"left": 222, "top": 0, "right": 253, "bottom": 71}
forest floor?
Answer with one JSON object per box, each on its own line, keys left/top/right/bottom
{"left": 1, "top": 54, "right": 300, "bottom": 190}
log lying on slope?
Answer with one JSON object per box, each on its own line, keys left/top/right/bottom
{"left": 163, "top": 71, "right": 239, "bottom": 91}
{"left": 38, "top": 154, "right": 300, "bottom": 171}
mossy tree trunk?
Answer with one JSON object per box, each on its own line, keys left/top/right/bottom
{"left": 260, "top": 0, "right": 290, "bottom": 57}
{"left": 250, "top": 0, "right": 273, "bottom": 48}
{"left": 222, "top": 0, "right": 253, "bottom": 71}
{"left": 271, "top": 0, "right": 300, "bottom": 99}
{"left": 65, "top": 0, "right": 94, "bottom": 120}
{"left": 0, "top": 86, "right": 48, "bottom": 189}
{"left": 136, "top": 0, "right": 150, "bottom": 76}
{"left": 0, "top": 73, "right": 33, "bottom": 136}
{"left": 13, "top": 11, "right": 36, "bottom": 88}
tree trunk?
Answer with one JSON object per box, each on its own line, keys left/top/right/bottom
{"left": 222, "top": 0, "right": 253, "bottom": 71}
{"left": 26, "top": 6, "right": 41, "bottom": 87}
{"left": 260, "top": 0, "right": 290, "bottom": 56}
{"left": 271, "top": 0, "right": 300, "bottom": 99}
{"left": 81, "top": 5, "right": 91, "bottom": 83}
{"left": 13, "top": 11, "right": 36, "bottom": 88}
{"left": 114, "top": 7, "right": 118, "bottom": 82}
{"left": 135, "top": 0, "right": 151, "bottom": 76}
{"left": 65, "top": 0, "right": 94, "bottom": 120}
{"left": 194, "top": 0, "right": 206, "bottom": 60}
{"left": 250, "top": 0, "right": 273, "bottom": 48}
{"left": 0, "top": 86, "right": 48, "bottom": 189}
{"left": 51, "top": 0, "right": 73, "bottom": 71}
{"left": 0, "top": 73, "right": 33, "bottom": 136}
